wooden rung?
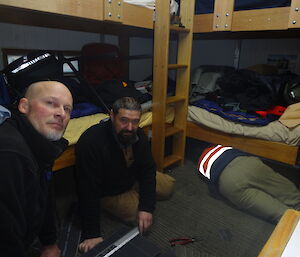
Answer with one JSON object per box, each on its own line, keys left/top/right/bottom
{"left": 163, "top": 154, "right": 182, "bottom": 168}
{"left": 166, "top": 96, "right": 185, "bottom": 104}
{"left": 168, "top": 64, "right": 188, "bottom": 69}
{"left": 170, "top": 25, "right": 190, "bottom": 33}
{"left": 165, "top": 126, "right": 183, "bottom": 137}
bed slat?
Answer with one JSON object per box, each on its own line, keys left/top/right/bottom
{"left": 186, "top": 122, "right": 299, "bottom": 165}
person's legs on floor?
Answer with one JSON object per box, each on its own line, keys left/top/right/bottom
{"left": 219, "top": 156, "right": 292, "bottom": 223}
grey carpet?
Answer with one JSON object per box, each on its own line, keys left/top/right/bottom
{"left": 77, "top": 159, "right": 275, "bottom": 257}
{"left": 143, "top": 160, "right": 275, "bottom": 257}
{"left": 54, "top": 140, "right": 279, "bottom": 257}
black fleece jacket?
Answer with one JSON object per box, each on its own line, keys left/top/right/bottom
{"left": 0, "top": 112, "right": 68, "bottom": 257}
{"left": 75, "top": 119, "right": 156, "bottom": 239}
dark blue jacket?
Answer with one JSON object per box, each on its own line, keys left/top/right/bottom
{"left": 0, "top": 112, "right": 68, "bottom": 257}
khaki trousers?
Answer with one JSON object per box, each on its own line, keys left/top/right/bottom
{"left": 219, "top": 156, "right": 300, "bottom": 223}
{"left": 100, "top": 172, "right": 175, "bottom": 222}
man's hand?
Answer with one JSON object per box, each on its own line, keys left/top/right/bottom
{"left": 137, "top": 211, "right": 153, "bottom": 234}
{"left": 40, "top": 244, "right": 61, "bottom": 257}
{"left": 79, "top": 237, "right": 104, "bottom": 253}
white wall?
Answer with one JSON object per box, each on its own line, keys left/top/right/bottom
{"left": 0, "top": 23, "right": 153, "bottom": 81}
{"left": 0, "top": 22, "right": 102, "bottom": 70}
{"left": 191, "top": 39, "right": 237, "bottom": 69}
{"left": 129, "top": 37, "right": 153, "bottom": 81}
{"left": 239, "top": 38, "right": 300, "bottom": 74}
{"left": 192, "top": 38, "right": 300, "bottom": 75}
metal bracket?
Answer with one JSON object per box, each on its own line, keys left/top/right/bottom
{"left": 289, "top": 0, "right": 300, "bottom": 28}
{"left": 104, "top": 0, "right": 123, "bottom": 23}
{"left": 213, "top": 0, "right": 234, "bottom": 31}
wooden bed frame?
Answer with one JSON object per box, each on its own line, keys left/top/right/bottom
{"left": 186, "top": 121, "right": 300, "bottom": 166}
{"left": 186, "top": 0, "right": 300, "bottom": 166}
{"left": 1, "top": 0, "right": 300, "bottom": 170}
{"left": 258, "top": 209, "right": 300, "bottom": 256}
{"left": 193, "top": 0, "right": 300, "bottom": 34}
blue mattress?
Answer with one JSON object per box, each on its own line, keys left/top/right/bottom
{"left": 195, "top": 0, "right": 291, "bottom": 15}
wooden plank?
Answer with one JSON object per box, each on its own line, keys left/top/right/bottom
{"left": 186, "top": 122, "right": 299, "bottom": 165}
{"left": 289, "top": 0, "right": 300, "bottom": 28}
{"left": 166, "top": 96, "right": 185, "bottom": 104}
{"left": 0, "top": 1, "right": 154, "bottom": 34}
{"left": 194, "top": 7, "right": 291, "bottom": 33}
{"left": 213, "top": 0, "right": 234, "bottom": 31}
{"left": 232, "top": 7, "right": 290, "bottom": 31}
{"left": 168, "top": 64, "right": 188, "bottom": 69}
{"left": 193, "top": 14, "right": 214, "bottom": 33}
{"left": 258, "top": 209, "right": 300, "bottom": 257}
{"left": 104, "top": 0, "right": 123, "bottom": 23}
{"left": 170, "top": 25, "right": 190, "bottom": 33}
{"left": 0, "top": 0, "right": 104, "bottom": 20}
{"left": 122, "top": 2, "right": 153, "bottom": 29}
{"left": 165, "top": 126, "right": 183, "bottom": 137}
{"left": 163, "top": 154, "right": 182, "bottom": 168}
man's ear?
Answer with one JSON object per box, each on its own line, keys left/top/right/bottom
{"left": 109, "top": 110, "right": 114, "bottom": 121}
{"left": 18, "top": 98, "right": 29, "bottom": 114}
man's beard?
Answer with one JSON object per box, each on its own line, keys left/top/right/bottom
{"left": 117, "top": 130, "right": 136, "bottom": 144}
{"left": 45, "top": 129, "right": 64, "bottom": 141}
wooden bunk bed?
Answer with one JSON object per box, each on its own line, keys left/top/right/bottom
{"left": 0, "top": 1, "right": 156, "bottom": 171}
{"left": 3, "top": 0, "right": 298, "bottom": 169}
{"left": 0, "top": 0, "right": 195, "bottom": 172}
{"left": 187, "top": 0, "right": 300, "bottom": 165}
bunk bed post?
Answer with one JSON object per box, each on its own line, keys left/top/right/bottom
{"left": 152, "top": 0, "right": 195, "bottom": 172}
{"left": 213, "top": 0, "right": 234, "bottom": 31}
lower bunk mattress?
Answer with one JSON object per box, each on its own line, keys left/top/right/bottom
{"left": 187, "top": 105, "right": 300, "bottom": 165}
{"left": 188, "top": 105, "right": 300, "bottom": 146}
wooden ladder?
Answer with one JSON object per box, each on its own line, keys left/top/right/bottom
{"left": 152, "top": 0, "right": 195, "bottom": 172}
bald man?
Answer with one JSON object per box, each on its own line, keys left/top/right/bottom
{"left": 0, "top": 81, "right": 73, "bottom": 257}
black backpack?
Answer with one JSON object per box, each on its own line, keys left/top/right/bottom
{"left": 2, "top": 50, "right": 109, "bottom": 112}
{"left": 2, "top": 51, "right": 63, "bottom": 103}
{"left": 217, "top": 69, "right": 278, "bottom": 111}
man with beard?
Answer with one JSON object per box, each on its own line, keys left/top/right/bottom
{"left": 0, "top": 81, "right": 73, "bottom": 257}
{"left": 75, "top": 97, "right": 175, "bottom": 253}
